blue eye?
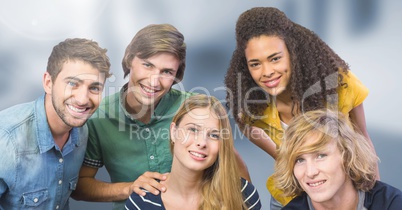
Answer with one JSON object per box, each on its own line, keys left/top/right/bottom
{"left": 317, "top": 154, "right": 327, "bottom": 159}
{"left": 67, "top": 81, "right": 77, "bottom": 87}
{"left": 89, "top": 86, "right": 102, "bottom": 94}
{"left": 295, "top": 158, "right": 304, "bottom": 164}
{"left": 209, "top": 133, "right": 220, "bottom": 140}
{"left": 143, "top": 63, "right": 151, "bottom": 68}
{"left": 162, "top": 69, "right": 173, "bottom": 75}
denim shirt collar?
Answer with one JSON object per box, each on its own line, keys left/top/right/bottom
{"left": 35, "top": 94, "right": 81, "bottom": 154}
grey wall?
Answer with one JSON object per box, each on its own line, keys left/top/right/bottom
{"left": 1, "top": 1, "right": 401, "bottom": 209}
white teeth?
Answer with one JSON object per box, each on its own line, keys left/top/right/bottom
{"left": 142, "top": 85, "right": 157, "bottom": 93}
{"left": 190, "top": 151, "right": 206, "bottom": 158}
{"left": 68, "top": 105, "right": 86, "bottom": 113}
{"left": 309, "top": 181, "right": 325, "bottom": 187}
{"left": 268, "top": 79, "right": 278, "bottom": 85}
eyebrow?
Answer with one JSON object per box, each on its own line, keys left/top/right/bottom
{"left": 64, "top": 77, "right": 104, "bottom": 87}
{"left": 247, "top": 52, "right": 282, "bottom": 63}
{"left": 185, "top": 122, "right": 220, "bottom": 132}
{"left": 143, "top": 59, "right": 178, "bottom": 73}
{"left": 162, "top": 68, "right": 177, "bottom": 73}
{"left": 185, "top": 123, "right": 202, "bottom": 128}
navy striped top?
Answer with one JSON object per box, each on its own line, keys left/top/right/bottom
{"left": 125, "top": 178, "right": 262, "bottom": 209}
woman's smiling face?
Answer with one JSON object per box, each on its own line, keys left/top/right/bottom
{"left": 245, "top": 35, "right": 292, "bottom": 97}
{"left": 170, "top": 107, "right": 220, "bottom": 172}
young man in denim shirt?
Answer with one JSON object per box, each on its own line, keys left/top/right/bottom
{"left": 0, "top": 38, "right": 111, "bottom": 210}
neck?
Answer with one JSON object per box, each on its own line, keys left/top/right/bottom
{"left": 44, "top": 94, "right": 72, "bottom": 150}
{"left": 125, "top": 94, "right": 153, "bottom": 124}
{"left": 274, "top": 89, "right": 297, "bottom": 124}
{"left": 312, "top": 180, "right": 359, "bottom": 210}
{"left": 160, "top": 161, "right": 203, "bottom": 210}
{"left": 164, "top": 163, "right": 203, "bottom": 196}
{"left": 275, "top": 88, "right": 292, "bottom": 104}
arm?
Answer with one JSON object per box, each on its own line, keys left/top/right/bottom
{"left": 71, "top": 166, "right": 168, "bottom": 201}
{"left": 71, "top": 165, "right": 132, "bottom": 202}
{"left": 349, "top": 103, "right": 380, "bottom": 179}
{"left": 241, "top": 178, "right": 262, "bottom": 210}
{"left": 244, "top": 125, "right": 277, "bottom": 160}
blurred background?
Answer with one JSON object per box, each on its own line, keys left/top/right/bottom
{"left": 1, "top": 0, "right": 401, "bottom": 209}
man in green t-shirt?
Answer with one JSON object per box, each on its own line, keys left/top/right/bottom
{"left": 71, "top": 24, "right": 250, "bottom": 210}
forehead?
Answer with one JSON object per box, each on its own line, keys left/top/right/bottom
{"left": 246, "top": 35, "right": 286, "bottom": 52}
{"left": 135, "top": 52, "right": 180, "bottom": 69}
{"left": 298, "top": 132, "right": 338, "bottom": 151}
{"left": 179, "top": 108, "right": 219, "bottom": 127}
{"left": 57, "top": 60, "right": 105, "bottom": 82}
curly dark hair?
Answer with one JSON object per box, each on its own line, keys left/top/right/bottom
{"left": 225, "top": 7, "right": 349, "bottom": 129}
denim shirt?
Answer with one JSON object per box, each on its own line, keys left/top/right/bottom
{"left": 0, "top": 95, "right": 88, "bottom": 210}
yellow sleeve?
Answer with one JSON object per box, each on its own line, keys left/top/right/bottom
{"left": 337, "top": 71, "right": 369, "bottom": 115}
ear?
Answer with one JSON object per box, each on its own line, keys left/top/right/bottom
{"left": 170, "top": 122, "right": 177, "bottom": 143}
{"left": 43, "top": 72, "right": 53, "bottom": 94}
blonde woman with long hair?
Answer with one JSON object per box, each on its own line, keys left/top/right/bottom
{"left": 125, "top": 94, "right": 261, "bottom": 210}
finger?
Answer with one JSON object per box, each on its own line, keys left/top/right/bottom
{"left": 142, "top": 171, "right": 167, "bottom": 181}
{"left": 131, "top": 179, "right": 165, "bottom": 195}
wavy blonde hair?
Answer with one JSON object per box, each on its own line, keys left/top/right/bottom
{"left": 171, "top": 94, "right": 247, "bottom": 210}
{"left": 273, "top": 109, "right": 378, "bottom": 197}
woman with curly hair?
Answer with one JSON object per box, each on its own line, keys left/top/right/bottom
{"left": 273, "top": 109, "right": 402, "bottom": 210}
{"left": 224, "top": 7, "right": 379, "bottom": 209}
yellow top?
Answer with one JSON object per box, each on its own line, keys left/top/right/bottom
{"left": 251, "top": 70, "right": 369, "bottom": 205}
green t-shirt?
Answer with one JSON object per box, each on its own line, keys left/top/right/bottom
{"left": 84, "top": 83, "right": 194, "bottom": 209}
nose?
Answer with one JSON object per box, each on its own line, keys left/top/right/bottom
{"left": 262, "top": 64, "right": 274, "bottom": 78}
{"left": 306, "top": 161, "right": 319, "bottom": 178}
{"left": 195, "top": 134, "right": 207, "bottom": 148}
{"left": 149, "top": 72, "right": 161, "bottom": 87}
{"left": 71, "top": 87, "right": 90, "bottom": 106}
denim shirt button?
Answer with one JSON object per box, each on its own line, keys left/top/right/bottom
{"left": 56, "top": 205, "right": 59, "bottom": 209}
{"left": 58, "top": 180, "right": 62, "bottom": 185}
{"left": 33, "top": 198, "right": 38, "bottom": 203}
{"left": 59, "top": 158, "right": 63, "bottom": 163}
{"left": 150, "top": 155, "right": 154, "bottom": 160}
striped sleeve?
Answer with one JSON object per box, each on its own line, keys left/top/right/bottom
{"left": 241, "top": 178, "right": 262, "bottom": 210}
{"left": 125, "top": 190, "right": 164, "bottom": 210}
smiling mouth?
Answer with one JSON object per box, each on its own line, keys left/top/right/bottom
{"left": 68, "top": 105, "right": 88, "bottom": 113}
{"left": 140, "top": 84, "right": 159, "bottom": 94}
{"left": 263, "top": 76, "right": 281, "bottom": 88}
{"left": 189, "top": 151, "right": 207, "bottom": 158}
{"left": 308, "top": 180, "right": 326, "bottom": 187}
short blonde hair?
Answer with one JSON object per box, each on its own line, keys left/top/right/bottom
{"left": 273, "top": 109, "right": 378, "bottom": 197}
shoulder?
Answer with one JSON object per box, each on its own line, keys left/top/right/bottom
{"left": 241, "top": 178, "right": 262, "bottom": 209}
{"left": 337, "top": 70, "right": 369, "bottom": 113}
{"left": 338, "top": 70, "right": 368, "bottom": 92}
{"left": 282, "top": 193, "right": 309, "bottom": 210}
{"left": 0, "top": 101, "right": 35, "bottom": 131}
{"left": 365, "top": 181, "right": 402, "bottom": 209}
{"left": 166, "top": 89, "right": 195, "bottom": 100}
{"left": 125, "top": 191, "right": 164, "bottom": 210}
{"left": 157, "top": 89, "right": 195, "bottom": 114}
{"left": 97, "top": 91, "right": 120, "bottom": 111}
